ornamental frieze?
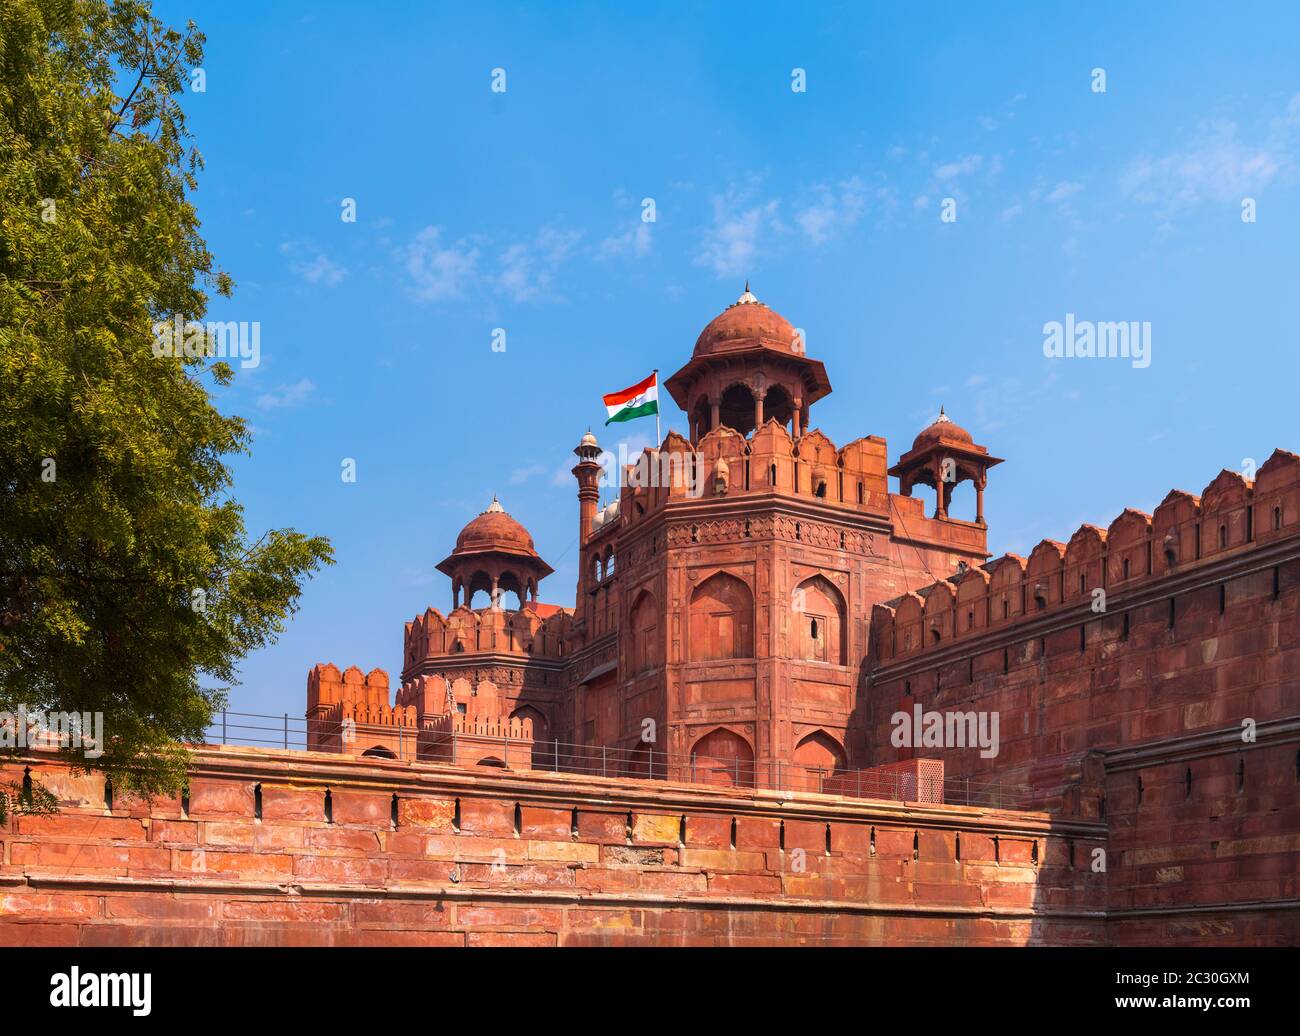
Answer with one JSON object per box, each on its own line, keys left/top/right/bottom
{"left": 664, "top": 514, "right": 877, "bottom": 556}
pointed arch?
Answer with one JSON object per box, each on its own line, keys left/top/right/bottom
{"left": 690, "top": 727, "right": 755, "bottom": 788}
{"left": 719, "top": 382, "right": 757, "bottom": 437}
{"left": 763, "top": 384, "right": 795, "bottom": 433}
{"left": 628, "top": 588, "right": 660, "bottom": 673}
{"left": 793, "top": 574, "right": 847, "bottom": 664}
{"left": 689, "top": 571, "right": 754, "bottom": 660}
{"left": 510, "top": 704, "right": 551, "bottom": 769}
{"left": 793, "top": 730, "right": 846, "bottom": 774}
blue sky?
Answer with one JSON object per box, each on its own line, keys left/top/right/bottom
{"left": 158, "top": 1, "right": 1300, "bottom": 718}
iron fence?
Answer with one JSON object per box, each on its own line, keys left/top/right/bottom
{"left": 198, "top": 709, "right": 1030, "bottom": 809}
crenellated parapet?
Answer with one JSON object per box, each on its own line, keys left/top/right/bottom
{"left": 306, "top": 663, "right": 392, "bottom": 713}
{"left": 391, "top": 674, "right": 537, "bottom": 768}
{"left": 305, "top": 663, "right": 417, "bottom": 758}
{"left": 402, "top": 602, "right": 570, "bottom": 672}
{"left": 423, "top": 710, "right": 534, "bottom": 741}
{"left": 872, "top": 448, "right": 1300, "bottom": 664}
{"left": 608, "top": 421, "right": 907, "bottom": 542}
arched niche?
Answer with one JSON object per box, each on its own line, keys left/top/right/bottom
{"left": 510, "top": 704, "right": 551, "bottom": 769}
{"left": 793, "top": 729, "right": 846, "bottom": 774}
{"left": 793, "top": 574, "right": 847, "bottom": 665}
{"left": 690, "top": 727, "right": 755, "bottom": 788}
{"left": 628, "top": 589, "right": 659, "bottom": 674}
{"left": 688, "top": 572, "right": 754, "bottom": 661}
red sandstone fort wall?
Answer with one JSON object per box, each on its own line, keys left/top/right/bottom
{"left": 1102, "top": 735, "right": 1300, "bottom": 945}
{"left": 0, "top": 747, "right": 1104, "bottom": 947}
{"left": 863, "top": 453, "right": 1300, "bottom": 944}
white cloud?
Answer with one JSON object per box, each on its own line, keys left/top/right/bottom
{"left": 919, "top": 154, "right": 999, "bottom": 210}
{"left": 934, "top": 155, "right": 984, "bottom": 182}
{"left": 596, "top": 222, "right": 653, "bottom": 261}
{"left": 977, "top": 93, "right": 1027, "bottom": 133}
{"left": 794, "top": 177, "right": 868, "bottom": 245}
{"left": 1046, "top": 181, "right": 1083, "bottom": 203}
{"left": 498, "top": 228, "right": 581, "bottom": 302}
{"left": 280, "top": 242, "right": 346, "bottom": 287}
{"left": 256, "top": 377, "right": 316, "bottom": 412}
{"left": 1120, "top": 99, "right": 1300, "bottom": 212}
{"left": 695, "top": 188, "right": 781, "bottom": 278}
{"left": 402, "top": 226, "right": 479, "bottom": 302}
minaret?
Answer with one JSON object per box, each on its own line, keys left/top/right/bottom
{"left": 572, "top": 429, "right": 602, "bottom": 547}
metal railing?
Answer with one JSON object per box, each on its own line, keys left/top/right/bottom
{"left": 198, "top": 710, "right": 1030, "bottom": 809}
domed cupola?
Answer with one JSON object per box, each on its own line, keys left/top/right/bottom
{"left": 452, "top": 496, "right": 540, "bottom": 556}
{"left": 665, "top": 284, "right": 832, "bottom": 442}
{"left": 692, "top": 284, "right": 800, "bottom": 357}
{"left": 911, "top": 406, "right": 975, "bottom": 451}
{"left": 889, "top": 407, "right": 1002, "bottom": 525}
{"left": 436, "top": 496, "right": 553, "bottom": 610}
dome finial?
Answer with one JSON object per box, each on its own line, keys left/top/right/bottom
{"left": 736, "top": 280, "right": 759, "bottom": 306}
{"left": 486, "top": 495, "right": 504, "bottom": 513}
{"left": 937, "top": 405, "right": 950, "bottom": 423}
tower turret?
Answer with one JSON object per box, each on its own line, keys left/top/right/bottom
{"left": 435, "top": 496, "right": 553, "bottom": 609}
{"left": 889, "top": 407, "right": 1003, "bottom": 525}
{"left": 664, "top": 284, "right": 831, "bottom": 443}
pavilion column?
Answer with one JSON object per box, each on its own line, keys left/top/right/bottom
{"left": 754, "top": 395, "right": 764, "bottom": 430}
{"left": 490, "top": 574, "right": 500, "bottom": 610}
{"left": 710, "top": 396, "right": 720, "bottom": 431}
{"left": 793, "top": 397, "right": 803, "bottom": 438}
{"left": 975, "top": 475, "right": 986, "bottom": 526}
{"left": 934, "top": 459, "right": 947, "bottom": 519}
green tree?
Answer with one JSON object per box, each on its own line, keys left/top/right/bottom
{"left": 0, "top": 0, "right": 333, "bottom": 794}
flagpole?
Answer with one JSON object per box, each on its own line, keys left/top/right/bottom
{"left": 653, "top": 369, "right": 660, "bottom": 448}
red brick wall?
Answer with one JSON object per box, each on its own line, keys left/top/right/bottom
{"left": 0, "top": 747, "right": 1104, "bottom": 947}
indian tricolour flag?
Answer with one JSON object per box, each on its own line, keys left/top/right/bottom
{"left": 603, "top": 372, "right": 659, "bottom": 425}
